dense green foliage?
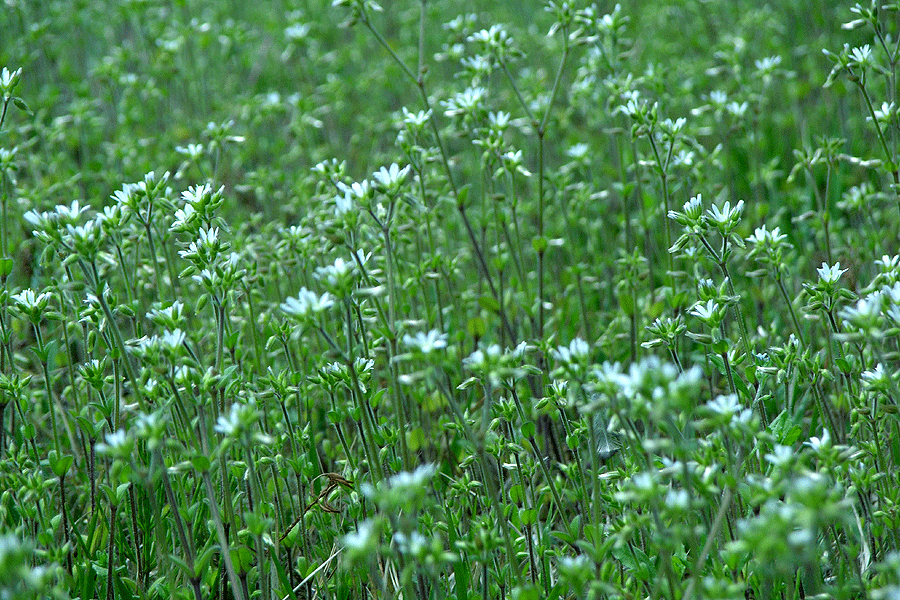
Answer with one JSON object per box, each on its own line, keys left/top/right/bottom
{"left": 1, "top": 0, "right": 899, "bottom": 598}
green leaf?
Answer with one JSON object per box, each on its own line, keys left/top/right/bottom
{"left": 511, "top": 583, "right": 540, "bottom": 600}
{"left": 618, "top": 288, "right": 634, "bottom": 315}
{"left": 0, "top": 257, "right": 12, "bottom": 278}
{"left": 407, "top": 427, "right": 425, "bottom": 451}
{"left": 477, "top": 295, "right": 501, "bottom": 313}
{"left": 612, "top": 544, "right": 654, "bottom": 580}
{"left": 456, "top": 185, "right": 470, "bottom": 208}
{"left": 707, "top": 353, "right": 726, "bottom": 373}
{"left": 768, "top": 409, "right": 802, "bottom": 445}
{"left": 733, "top": 374, "right": 752, "bottom": 401}
{"left": 509, "top": 484, "right": 524, "bottom": 504}
{"left": 521, "top": 420, "right": 535, "bottom": 438}
{"left": 13, "top": 96, "right": 33, "bottom": 115}
{"left": 519, "top": 508, "right": 537, "bottom": 526}
{"left": 191, "top": 455, "right": 211, "bottom": 473}
{"left": 532, "top": 236, "right": 548, "bottom": 254}
{"left": 466, "top": 316, "right": 486, "bottom": 337}
{"left": 271, "top": 547, "right": 300, "bottom": 600}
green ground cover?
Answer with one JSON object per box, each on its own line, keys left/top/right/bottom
{"left": 1, "top": 0, "right": 899, "bottom": 598}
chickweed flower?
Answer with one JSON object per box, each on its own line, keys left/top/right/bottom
{"left": 110, "top": 182, "right": 140, "bottom": 211}
{"left": 817, "top": 261, "right": 847, "bottom": 284}
{"left": 361, "top": 463, "right": 437, "bottom": 512}
{"left": 175, "top": 183, "right": 225, "bottom": 231}
{"left": 501, "top": 150, "right": 531, "bottom": 176}
{"left": 401, "top": 329, "right": 448, "bottom": 354}
{"left": 178, "top": 226, "right": 228, "bottom": 269}
{"left": 337, "top": 179, "right": 374, "bottom": 205}
{"left": 667, "top": 194, "right": 703, "bottom": 227}
{"left": 97, "top": 429, "right": 136, "bottom": 461}
{"left": 765, "top": 444, "right": 795, "bottom": 470}
{"left": 804, "top": 262, "right": 856, "bottom": 315}
{"left": 861, "top": 364, "right": 891, "bottom": 393}
{"left": 658, "top": 117, "right": 686, "bottom": 137}
{"left": 65, "top": 219, "right": 105, "bottom": 262}
{"left": 96, "top": 203, "right": 128, "bottom": 235}
{"left": 24, "top": 200, "right": 90, "bottom": 245}
{"left": 704, "top": 394, "right": 755, "bottom": 432}
{"left": 400, "top": 107, "right": 431, "bottom": 137}
{"left": 0, "top": 66, "right": 23, "bottom": 98}
{"left": 170, "top": 204, "right": 198, "bottom": 233}
{"left": 343, "top": 518, "right": 382, "bottom": 565}
{"left": 442, "top": 86, "right": 487, "bottom": 121}
{"left": 280, "top": 288, "right": 335, "bottom": 321}
{"left": 838, "top": 292, "right": 884, "bottom": 339}
{"left": 0, "top": 147, "right": 17, "bottom": 174}
{"left": 371, "top": 163, "right": 410, "bottom": 195}
{"left": 849, "top": 44, "right": 874, "bottom": 69}
{"left": 867, "top": 254, "right": 900, "bottom": 290}
{"left": 462, "top": 342, "right": 531, "bottom": 386}
{"left": 839, "top": 182, "right": 877, "bottom": 211}
{"left": 311, "top": 158, "right": 346, "bottom": 180}
{"left": 550, "top": 338, "right": 591, "bottom": 378}
{"left": 746, "top": 225, "right": 790, "bottom": 270}
{"left": 566, "top": 142, "right": 589, "bottom": 160}
{"left": 215, "top": 400, "right": 260, "bottom": 440}
{"left": 461, "top": 54, "right": 493, "bottom": 81}
{"left": 314, "top": 257, "right": 357, "bottom": 296}
{"left": 705, "top": 199, "right": 744, "bottom": 235}
{"left": 689, "top": 298, "right": 727, "bottom": 328}
{"left": 175, "top": 142, "right": 204, "bottom": 161}
{"left": 11, "top": 289, "right": 54, "bottom": 324}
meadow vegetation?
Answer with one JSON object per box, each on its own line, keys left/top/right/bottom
{"left": 1, "top": 0, "right": 899, "bottom": 598}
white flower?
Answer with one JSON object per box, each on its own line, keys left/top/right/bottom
{"left": 765, "top": 444, "right": 794, "bottom": 468}
{"left": 817, "top": 262, "right": 847, "bottom": 284}
{"left": 344, "top": 518, "right": 379, "bottom": 552}
{"left": 285, "top": 22, "right": 310, "bottom": 41}
{"left": 280, "top": 288, "right": 335, "bottom": 319}
{"left": 334, "top": 192, "right": 353, "bottom": 215}
{"left": 171, "top": 204, "right": 197, "bottom": 230}
{"left": 806, "top": 429, "right": 832, "bottom": 452}
{"left": 443, "top": 86, "right": 486, "bottom": 117}
{"left": 402, "top": 329, "right": 448, "bottom": 353}
{"left": 0, "top": 67, "right": 22, "bottom": 94}
{"left": 850, "top": 44, "right": 873, "bottom": 67}
{"left": 182, "top": 183, "right": 212, "bottom": 205}
{"left": 160, "top": 329, "right": 186, "bottom": 351}
{"left": 315, "top": 257, "right": 355, "bottom": 287}
{"left": 689, "top": 299, "right": 720, "bottom": 322}
{"left": 401, "top": 107, "right": 431, "bottom": 128}
{"left": 746, "top": 225, "right": 787, "bottom": 247}
{"left": 97, "top": 429, "right": 134, "bottom": 459}
{"left": 709, "top": 90, "right": 728, "bottom": 107}
{"left": 755, "top": 55, "right": 782, "bottom": 72}
{"left": 372, "top": 163, "right": 410, "bottom": 192}
{"left": 706, "top": 199, "right": 744, "bottom": 228}
{"left": 386, "top": 463, "right": 437, "bottom": 491}
{"left": 551, "top": 338, "right": 590, "bottom": 365}
{"left": 175, "top": 143, "right": 204, "bottom": 159}
{"left": 861, "top": 364, "right": 891, "bottom": 392}
{"left": 669, "top": 194, "right": 703, "bottom": 221}
{"left": 11, "top": 289, "right": 52, "bottom": 313}
{"left": 707, "top": 394, "right": 741, "bottom": 416}
{"left": 489, "top": 111, "right": 510, "bottom": 129}
{"left": 463, "top": 344, "right": 502, "bottom": 371}
{"left": 566, "top": 143, "right": 589, "bottom": 159}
